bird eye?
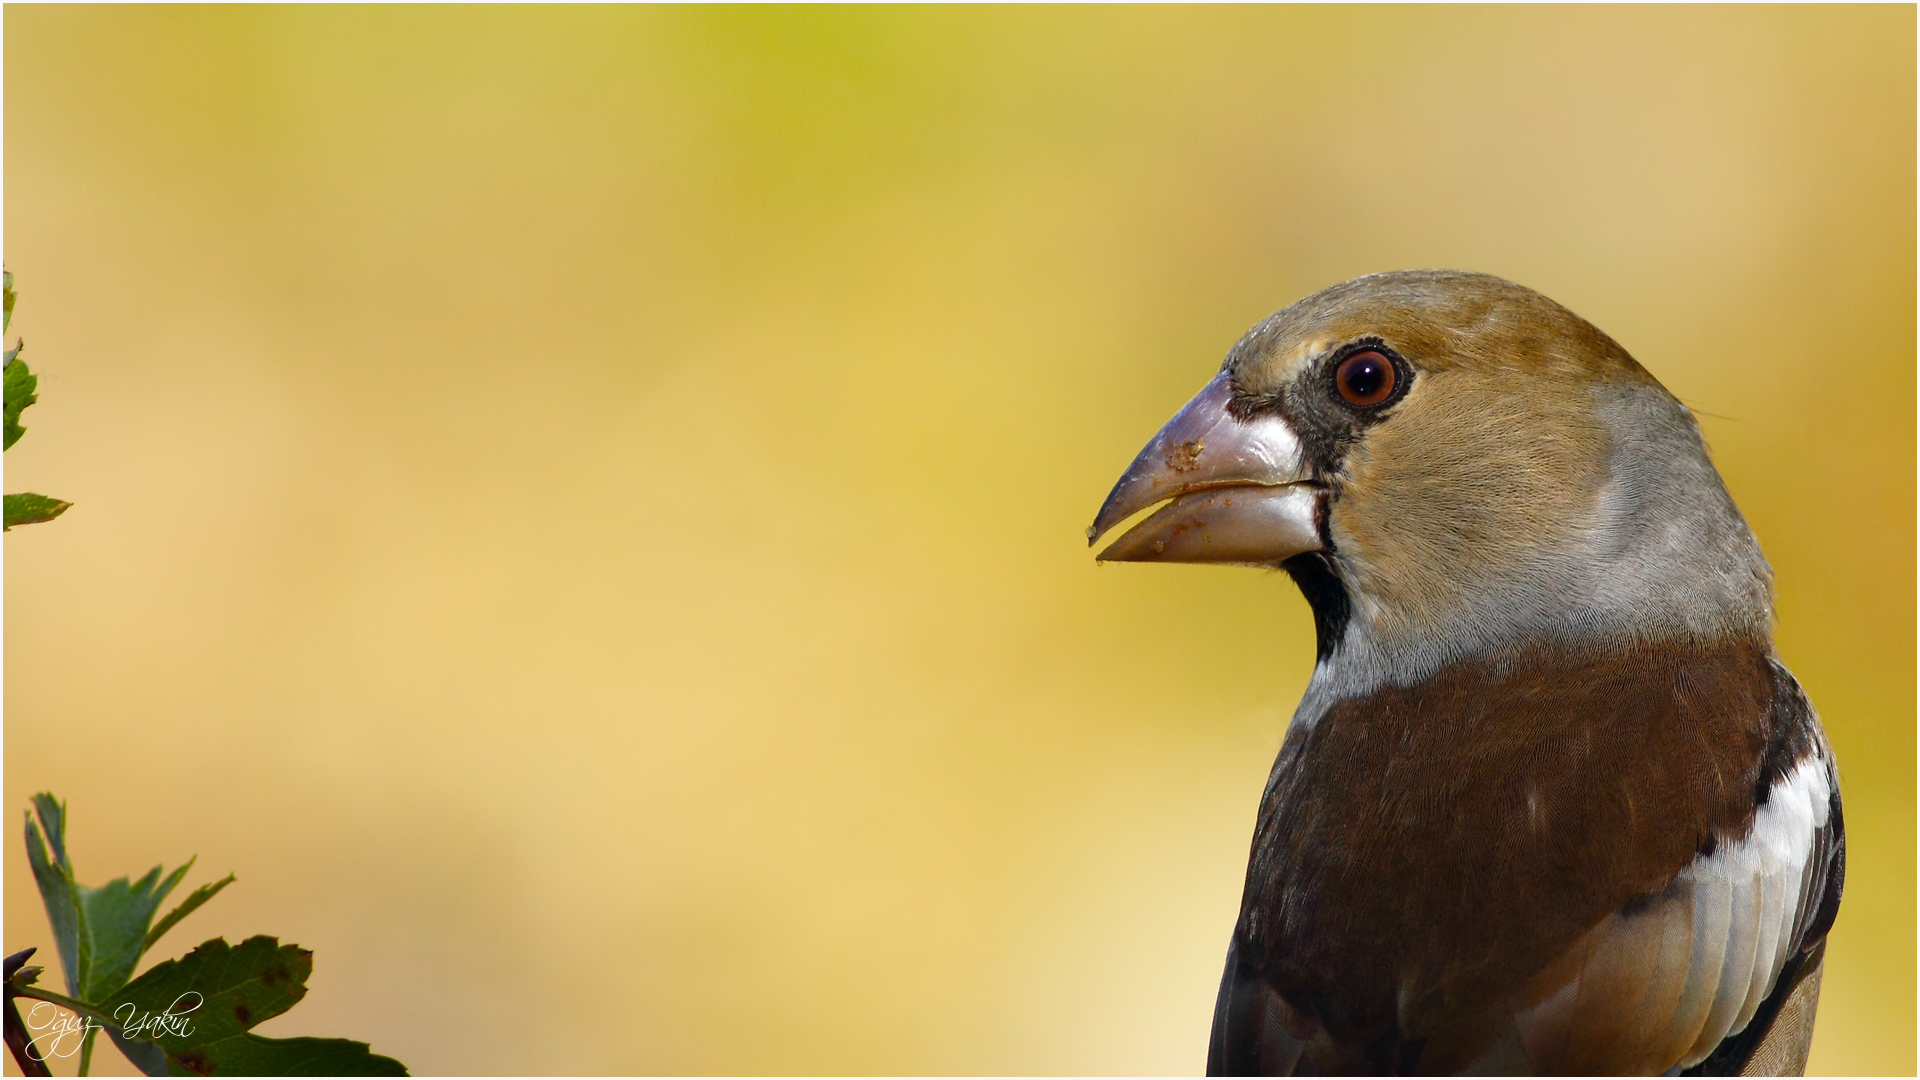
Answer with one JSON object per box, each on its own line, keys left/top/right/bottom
{"left": 1334, "top": 350, "right": 1396, "bottom": 407}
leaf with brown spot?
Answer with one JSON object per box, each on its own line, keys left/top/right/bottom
{"left": 106, "top": 937, "right": 309, "bottom": 1055}
{"left": 105, "top": 937, "right": 406, "bottom": 1075}
{"left": 161, "top": 1034, "right": 406, "bottom": 1076}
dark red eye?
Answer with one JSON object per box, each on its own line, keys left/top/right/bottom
{"left": 1334, "top": 350, "right": 1396, "bottom": 407}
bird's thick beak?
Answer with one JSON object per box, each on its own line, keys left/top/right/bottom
{"left": 1087, "top": 371, "right": 1324, "bottom": 566}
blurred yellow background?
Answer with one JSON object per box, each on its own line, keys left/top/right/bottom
{"left": 4, "top": 6, "right": 1911, "bottom": 1076}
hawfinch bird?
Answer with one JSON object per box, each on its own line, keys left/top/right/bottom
{"left": 1088, "top": 271, "right": 1843, "bottom": 1076}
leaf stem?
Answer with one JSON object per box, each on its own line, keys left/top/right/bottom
{"left": 9, "top": 983, "right": 127, "bottom": 1038}
{"left": 3, "top": 993, "right": 53, "bottom": 1078}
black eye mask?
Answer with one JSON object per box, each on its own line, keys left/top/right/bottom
{"left": 1232, "top": 338, "right": 1416, "bottom": 479}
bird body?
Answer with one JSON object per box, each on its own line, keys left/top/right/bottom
{"left": 1088, "top": 272, "right": 1842, "bottom": 1076}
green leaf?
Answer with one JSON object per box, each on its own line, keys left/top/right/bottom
{"left": 23, "top": 797, "right": 220, "bottom": 1012}
{"left": 76, "top": 860, "right": 194, "bottom": 1002}
{"left": 15, "top": 952, "right": 406, "bottom": 1077}
{"left": 31, "top": 794, "right": 71, "bottom": 870}
{"left": 146, "top": 874, "right": 236, "bottom": 952}
{"left": 112, "top": 1030, "right": 173, "bottom": 1078}
{"left": 5, "top": 269, "right": 15, "bottom": 334}
{"left": 24, "top": 797, "right": 82, "bottom": 997}
{"left": 108, "top": 937, "right": 312, "bottom": 1053}
{"left": 5, "top": 493, "right": 72, "bottom": 530}
{"left": 5, "top": 353, "right": 37, "bottom": 450}
{"left": 165, "top": 1034, "right": 408, "bottom": 1077}
{"left": 16, "top": 802, "right": 405, "bottom": 1077}
{"left": 105, "top": 937, "right": 409, "bottom": 1076}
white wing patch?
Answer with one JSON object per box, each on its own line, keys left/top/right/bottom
{"left": 1503, "top": 755, "right": 1832, "bottom": 1074}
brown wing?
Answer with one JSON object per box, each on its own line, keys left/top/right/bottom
{"left": 1207, "top": 643, "right": 1842, "bottom": 1077}
{"left": 1208, "top": 750, "right": 1840, "bottom": 1076}
{"left": 1208, "top": 938, "right": 1308, "bottom": 1076}
{"left": 1502, "top": 752, "right": 1841, "bottom": 1074}
{"left": 1735, "top": 950, "right": 1825, "bottom": 1077}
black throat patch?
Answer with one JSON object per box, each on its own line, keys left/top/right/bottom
{"left": 1282, "top": 551, "right": 1351, "bottom": 663}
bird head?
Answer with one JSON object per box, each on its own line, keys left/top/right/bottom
{"left": 1089, "top": 270, "right": 1772, "bottom": 686}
